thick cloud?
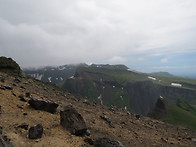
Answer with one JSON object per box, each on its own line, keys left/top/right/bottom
{"left": 0, "top": 0, "right": 196, "bottom": 74}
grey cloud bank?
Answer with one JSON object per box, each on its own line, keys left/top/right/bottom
{"left": 0, "top": 0, "right": 196, "bottom": 76}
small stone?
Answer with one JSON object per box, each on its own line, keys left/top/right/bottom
{"left": 11, "top": 91, "right": 16, "bottom": 96}
{"left": 17, "top": 105, "right": 23, "bottom": 109}
{"left": 28, "top": 124, "right": 43, "bottom": 139}
{"left": 83, "top": 99, "right": 90, "bottom": 105}
{"left": 20, "top": 98, "right": 27, "bottom": 102}
{"left": 20, "top": 86, "right": 25, "bottom": 89}
{"left": 23, "top": 113, "right": 27, "bottom": 116}
{"left": 14, "top": 78, "right": 21, "bottom": 83}
{"left": 0, "top": 86, "right": 6, "bottom": 90}
{"left": 86, "top": 130, "right": 91, "bottom": 136}
{"left": 19, "top": 94, "right": 27, "bottom": 102}
{"left": 3, "top": 85, "right": 13, "bottom": 90}
{"left": 135, "top": 114, "right": 140, "bottom": 119}
{"left": 18, "top": 123, "right": 28, "bottom": 130}
{"left": 100, "top": 115, "right": 111, "bottom": 124}
{"left": 19, "top": 94, "right": 24, "bottom": 99}
{"left": 25, "top": 92, "right": 31, "bottom": 98}
{"left": 100, "top": 115, "right": 115, "bottom": 128}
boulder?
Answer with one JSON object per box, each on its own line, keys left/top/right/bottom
{"left": 28, "top": 124, "right": 43, "bottom": 139}
{"left": 60, "top": 104, "right": 88, "bottom": 136}
{"left": 94, "top": 137, "right": 124, "bottom": 147}
{"left": 28, "top": 97, "right": 58, "bottom": 113}
{"left": 0, "top": 135, "right": 13, "bottom": 147}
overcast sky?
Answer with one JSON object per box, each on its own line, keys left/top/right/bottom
{"left": 0, "top": 0, "right": 196, "bottom": 77}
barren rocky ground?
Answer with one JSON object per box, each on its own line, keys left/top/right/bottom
{"left": 1, "top": 72, "right": 196, "bottom": 147}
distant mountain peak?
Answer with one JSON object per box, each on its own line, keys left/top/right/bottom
{"left": 151, "top": 71, "right": 174, "bottom": 77}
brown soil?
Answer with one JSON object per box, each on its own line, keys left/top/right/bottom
{"left": 0, "top": 72, "right": 196, "bottom": 147}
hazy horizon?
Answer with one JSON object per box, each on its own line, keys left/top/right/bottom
{"left": 0, "top": 0, "right": 196, "bottom": 78}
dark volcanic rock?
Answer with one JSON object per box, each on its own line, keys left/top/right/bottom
{"left": 94, "top": 137, "right": 124, "bottom": 147}
{"left": 0, "top": 135, "right": 13, "bottom": 147}
{"left": 1, "top": 85, "right": 12, "bottom": 90}
{"left": 0, "top": 56, "right": 23, "bottom": 77}
{"left": 19, "top": 94, "right": 27, "bottom": 102}
{"left": 28, "top": 124, "right": 43, "bottom": 139}
{"left": 28, "top": 97, "right": 58, "bottom": 113}
{"left": 60, "top": 104, "right": 88, "bottom": 136}
{"left": 23, "top": 113, "right": 27, "bottom": 116}
{"left": 25, "top": 92, "right": 31, "bottom": 98}
{"left": 18, "top": 123, "right": 28, "bottom": 130}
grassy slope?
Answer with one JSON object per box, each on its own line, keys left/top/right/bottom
{"left": 162, "top": 104, "right": 196, "bottom": 130}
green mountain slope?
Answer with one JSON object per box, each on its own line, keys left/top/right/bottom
{"left": 63, "top": 65, "right": 196, "bottom": 115}
{"left": 162, "top": 104, "right": 196, "bottom": 130}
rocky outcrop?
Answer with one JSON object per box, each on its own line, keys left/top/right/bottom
{"left": 28, "top": 124, "right": 43, "bottom": 139}
{"left": 148, "top": 97, "right": 168, "bottom": 119}
{"left": 60, "top": 104, "right": 88, "bottom": 136}
{"left": 0, "top": 56, "right": 24, "bottom": 77}
{"left": 28, "top": 97, "right": 58, "bottom": 113}
{"left": 94, "top": 137, "right": 124, "bottom": 147}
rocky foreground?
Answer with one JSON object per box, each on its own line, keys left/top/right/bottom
{"left": 0, "top": 72, "right": 196, "bottom": 147}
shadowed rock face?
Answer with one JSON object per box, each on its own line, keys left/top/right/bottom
{"left": 60, "top": 104, "right": 88, "bottom": 136}
{"left": 28, "top": 97, "right": 59, "bottom": 113}
{"left": 148, "top": 97, "right": 168, "bottom": 119}
{"left": 0, "top": 56, "right": 23, "bottom": 77}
